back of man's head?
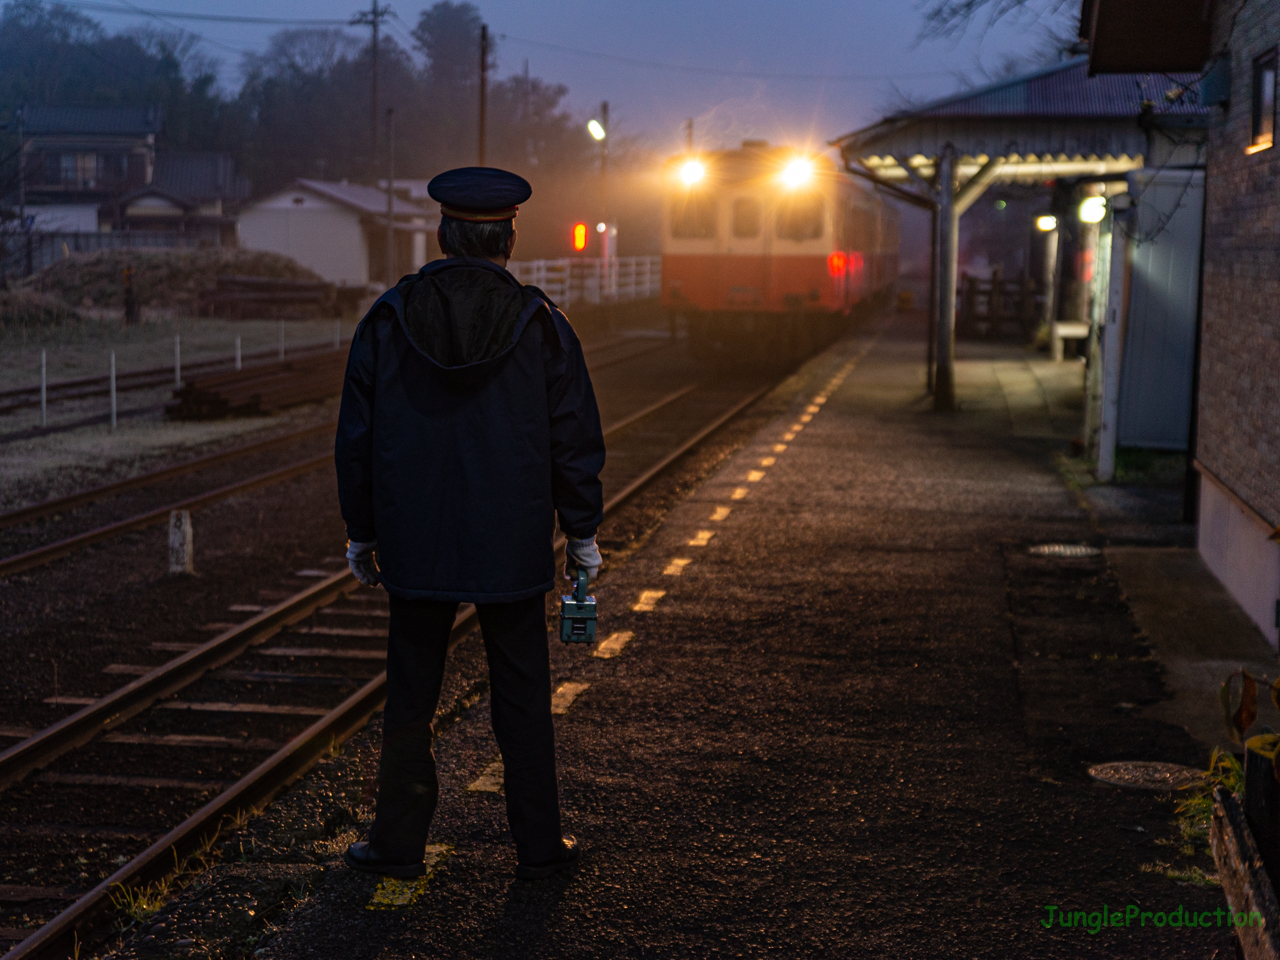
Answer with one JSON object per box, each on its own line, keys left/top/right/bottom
{"left": 438, "top": 216, "right": 514, "bottom": 262}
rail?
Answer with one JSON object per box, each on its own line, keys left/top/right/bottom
{"left": 3, "top": 372, "right": 773, "bottom": 960}
{"left": 0, "top": 335, "right": 680, "bottom": 579}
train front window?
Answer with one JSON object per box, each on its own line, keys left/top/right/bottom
{"left": 732, "top": 198, "right": 761, "bottom": 238}
{"left": 777, "top": 194, "right": 823, "bottom": 241}
{"left": 671, "top": 194, "right": 716, "bottom": 239}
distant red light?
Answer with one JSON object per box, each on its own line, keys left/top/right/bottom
{"left": 572, "top": 223, "right": 588, "bottom": 252}
{"left": 827, "top": 251, "right": 848, "bottom": 277}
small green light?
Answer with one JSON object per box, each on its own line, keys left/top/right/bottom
{"left": 995, "top": 199, "right": 1007, "bottom": 210}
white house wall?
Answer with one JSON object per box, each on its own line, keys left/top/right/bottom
{"left": 237, "top": 191, "right": 369, "bottom": 287}
{"left": 1199, "top": 479, "right": 1280, "bottom": 648}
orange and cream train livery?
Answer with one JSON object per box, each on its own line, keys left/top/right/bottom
{"left": 661, "top": 141, "right": 899, "bottom": 365}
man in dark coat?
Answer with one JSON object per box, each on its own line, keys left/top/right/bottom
{"left": 335, "top": 167, "right": 605, "bottom": 880}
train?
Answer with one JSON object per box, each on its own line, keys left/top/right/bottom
{"left": 660, "top": 141, "right": 899, "bottom": 365}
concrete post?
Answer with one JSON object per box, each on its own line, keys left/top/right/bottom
{"left": 168, "top": 510, "right": 194, "bottom": 575}
{"left": 934, "top": 145, "right": 957, "bottom": 412}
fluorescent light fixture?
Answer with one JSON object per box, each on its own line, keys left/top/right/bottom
{"left": 1078, "top": 196, "right": 1107, "bottom": 224}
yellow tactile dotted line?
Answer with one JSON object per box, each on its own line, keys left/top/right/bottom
{"left": 599, "top": 348, "right": 870, "bottom": 664}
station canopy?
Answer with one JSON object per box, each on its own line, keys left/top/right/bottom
{"left": 829, "top": 54, "right": 1209, "bottom": 412}
{"left": 831, "top": 55, "right": 1207, "bottom": 192}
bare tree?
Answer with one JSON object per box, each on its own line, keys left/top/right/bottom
{"left": 241, "top": 28, "right": 362, "bottom": 80}
{"left": 918, "top": 0, "right": 1074, "bottom": 39}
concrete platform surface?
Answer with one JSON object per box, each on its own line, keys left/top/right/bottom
{"left": 161, "top": 315, "right": 1242, "bottom": 959}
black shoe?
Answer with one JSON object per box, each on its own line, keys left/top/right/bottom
{"left": 515, "top": 836, "right": 581, "bottom": 880}
{"left": 343, "top": 840, "right": 427, "bottom": 878}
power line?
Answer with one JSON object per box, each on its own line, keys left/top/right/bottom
{"left": 107, "top": 0, "right": 250, "bottom": 55}
{"left": 496, "top": 34, "right": 954, "bottom": 82}
{"left": 58, "top": 1, "right": 351, "bottom": 26}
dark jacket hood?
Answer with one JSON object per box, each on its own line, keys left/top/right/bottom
{"left": 382, "top": 257, "right": 548, "bottom": 372}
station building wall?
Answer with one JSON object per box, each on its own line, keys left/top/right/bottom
{"left": 1196, "top": 0, "right": 1280, "bottom": 646}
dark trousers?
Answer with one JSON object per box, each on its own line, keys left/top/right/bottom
{"left": 369, "top": 593, "right": 562, "bottom": 865}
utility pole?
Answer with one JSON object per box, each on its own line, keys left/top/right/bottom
{"left": 385, "top": 108, "right": 396, "bottom": 287}
{"left": 685, "top": 117, "right": 693, "bottom": 152}
{"left": 478, "top": 24, "right": 488, "bottom": 166}
{"left": 16, "top": 106, "right": 25, "bottom": 236}
{"left": 351, "top": 2, "right": 390, "bottom": 174}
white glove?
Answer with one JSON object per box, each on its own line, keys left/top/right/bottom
{"left": 346, "top": 539, "right": 381, "bottom": 587}
{"left": 564, "top": 535, "right": 601, "bottom": 582}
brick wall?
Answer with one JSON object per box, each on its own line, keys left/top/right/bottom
{"left": 1198, "top": 0, "right": 1280, "bottom": 525}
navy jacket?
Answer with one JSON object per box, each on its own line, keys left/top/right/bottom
{"left": 335, "top": 258, "right": 605, "bottom": 602}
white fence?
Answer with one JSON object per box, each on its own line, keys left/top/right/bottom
{"left": 506, "top": 256, "right": 660, "bottom": 307}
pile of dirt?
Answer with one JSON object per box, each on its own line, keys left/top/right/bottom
{"left": 19, "top": 249, "right": 325, "bottom": 311}
{"left": 0, "top": 288, "right": 80, "bottom": 328}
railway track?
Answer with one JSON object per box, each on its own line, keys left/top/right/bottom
{"left": 0, "top": 333, "right": 681, "bottom": 577}
{"left": 0, "top": 365, "right": 774, "bottom": 958}
{"left": 0, "top": 331, "right": 671, "bottom": 445}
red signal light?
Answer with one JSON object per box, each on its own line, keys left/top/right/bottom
{"left": 827, "top": 251, "right": 848, "bottom": 277}
{"left": 572, "top": 223, "right": 588, "bottom": 252}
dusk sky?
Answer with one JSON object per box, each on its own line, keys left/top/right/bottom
{"left": 75, "top": 0, "right": 1073, "bottom": 154}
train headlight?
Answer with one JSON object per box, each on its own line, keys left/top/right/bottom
{"left": 781, "top": 159, "right": 813, "bottom": 188}
{"left": 680, "top": 160, "right": 705, "bottom": 186}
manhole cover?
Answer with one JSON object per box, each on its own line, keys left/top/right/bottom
{"left": 1087, "top": 761, "right": 1205, "bottom": 791}
{"left": 1029, "top": 543, "right": 1102, "bottom": 558}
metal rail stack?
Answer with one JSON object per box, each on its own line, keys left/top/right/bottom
{"left": 167, "top": 352, "right": 349, "bottom": 420}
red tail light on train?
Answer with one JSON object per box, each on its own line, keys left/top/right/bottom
{"left": 827, "top": 251, "right": 848, "bottom": 277}
{"left": 572, "top": 222, "right": 588, "bottom": 252}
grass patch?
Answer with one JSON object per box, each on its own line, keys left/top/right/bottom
{"left": 1113, "top": 447, "right": 1187, "bottom": 487}
{"left": 1141, "top": 749, "right": 1244, "bottom": 889}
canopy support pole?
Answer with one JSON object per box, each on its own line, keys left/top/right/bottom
{"left": 935, "top": 145, "right": 958, "bottom": 412}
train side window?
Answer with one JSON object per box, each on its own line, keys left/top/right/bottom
{"left": 777, "top": 194, "right": 823, "bottom": 241}
{"left": 732, "top": 198, "right": 762, "bottom": 238}
{"left": 671, "top": 194, "right": 716, "bottom": 239}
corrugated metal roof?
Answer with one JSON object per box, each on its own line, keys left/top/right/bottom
{"left": 22, "top": 105, "right": 163, "bottom": 135}
{"left": 296, "top": 179, "right": 430, "bottom": 217}
{"left": 834, "top": 57, "right": 1208, "bottom": 161}
{"left": 885, "top": 57, "right": 1206, "bottom": 121}
{"left": 154, "top": 152, "right": 251, "bottom": 201}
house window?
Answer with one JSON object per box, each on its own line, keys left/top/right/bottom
{"left": 1249, "top": 50, "right": 1277, "bottom": 154}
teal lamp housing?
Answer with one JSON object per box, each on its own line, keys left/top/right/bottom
{"left": 559, "top": 569, "right": 597, "bottom": 644}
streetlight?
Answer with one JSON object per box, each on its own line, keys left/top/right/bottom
{"left": 1035, "top": 215, "right": 1058, "bottom": 232}
{"left": 587, "top": 119, "right": 606, "bottom": 141}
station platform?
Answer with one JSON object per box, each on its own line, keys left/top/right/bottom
{"left": 134, "top": 313, "right": 1238, "bottom": 959}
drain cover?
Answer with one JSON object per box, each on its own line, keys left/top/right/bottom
{"left": 1087, "top": 761, "right": 1205, "bottom": 791}
{"left": 1029, "top": 543, "right": 1101, "bottom": 558}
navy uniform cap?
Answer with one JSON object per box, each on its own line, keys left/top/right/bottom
{"left": 427, "top": 167, "right": 532, "bottom": 222}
